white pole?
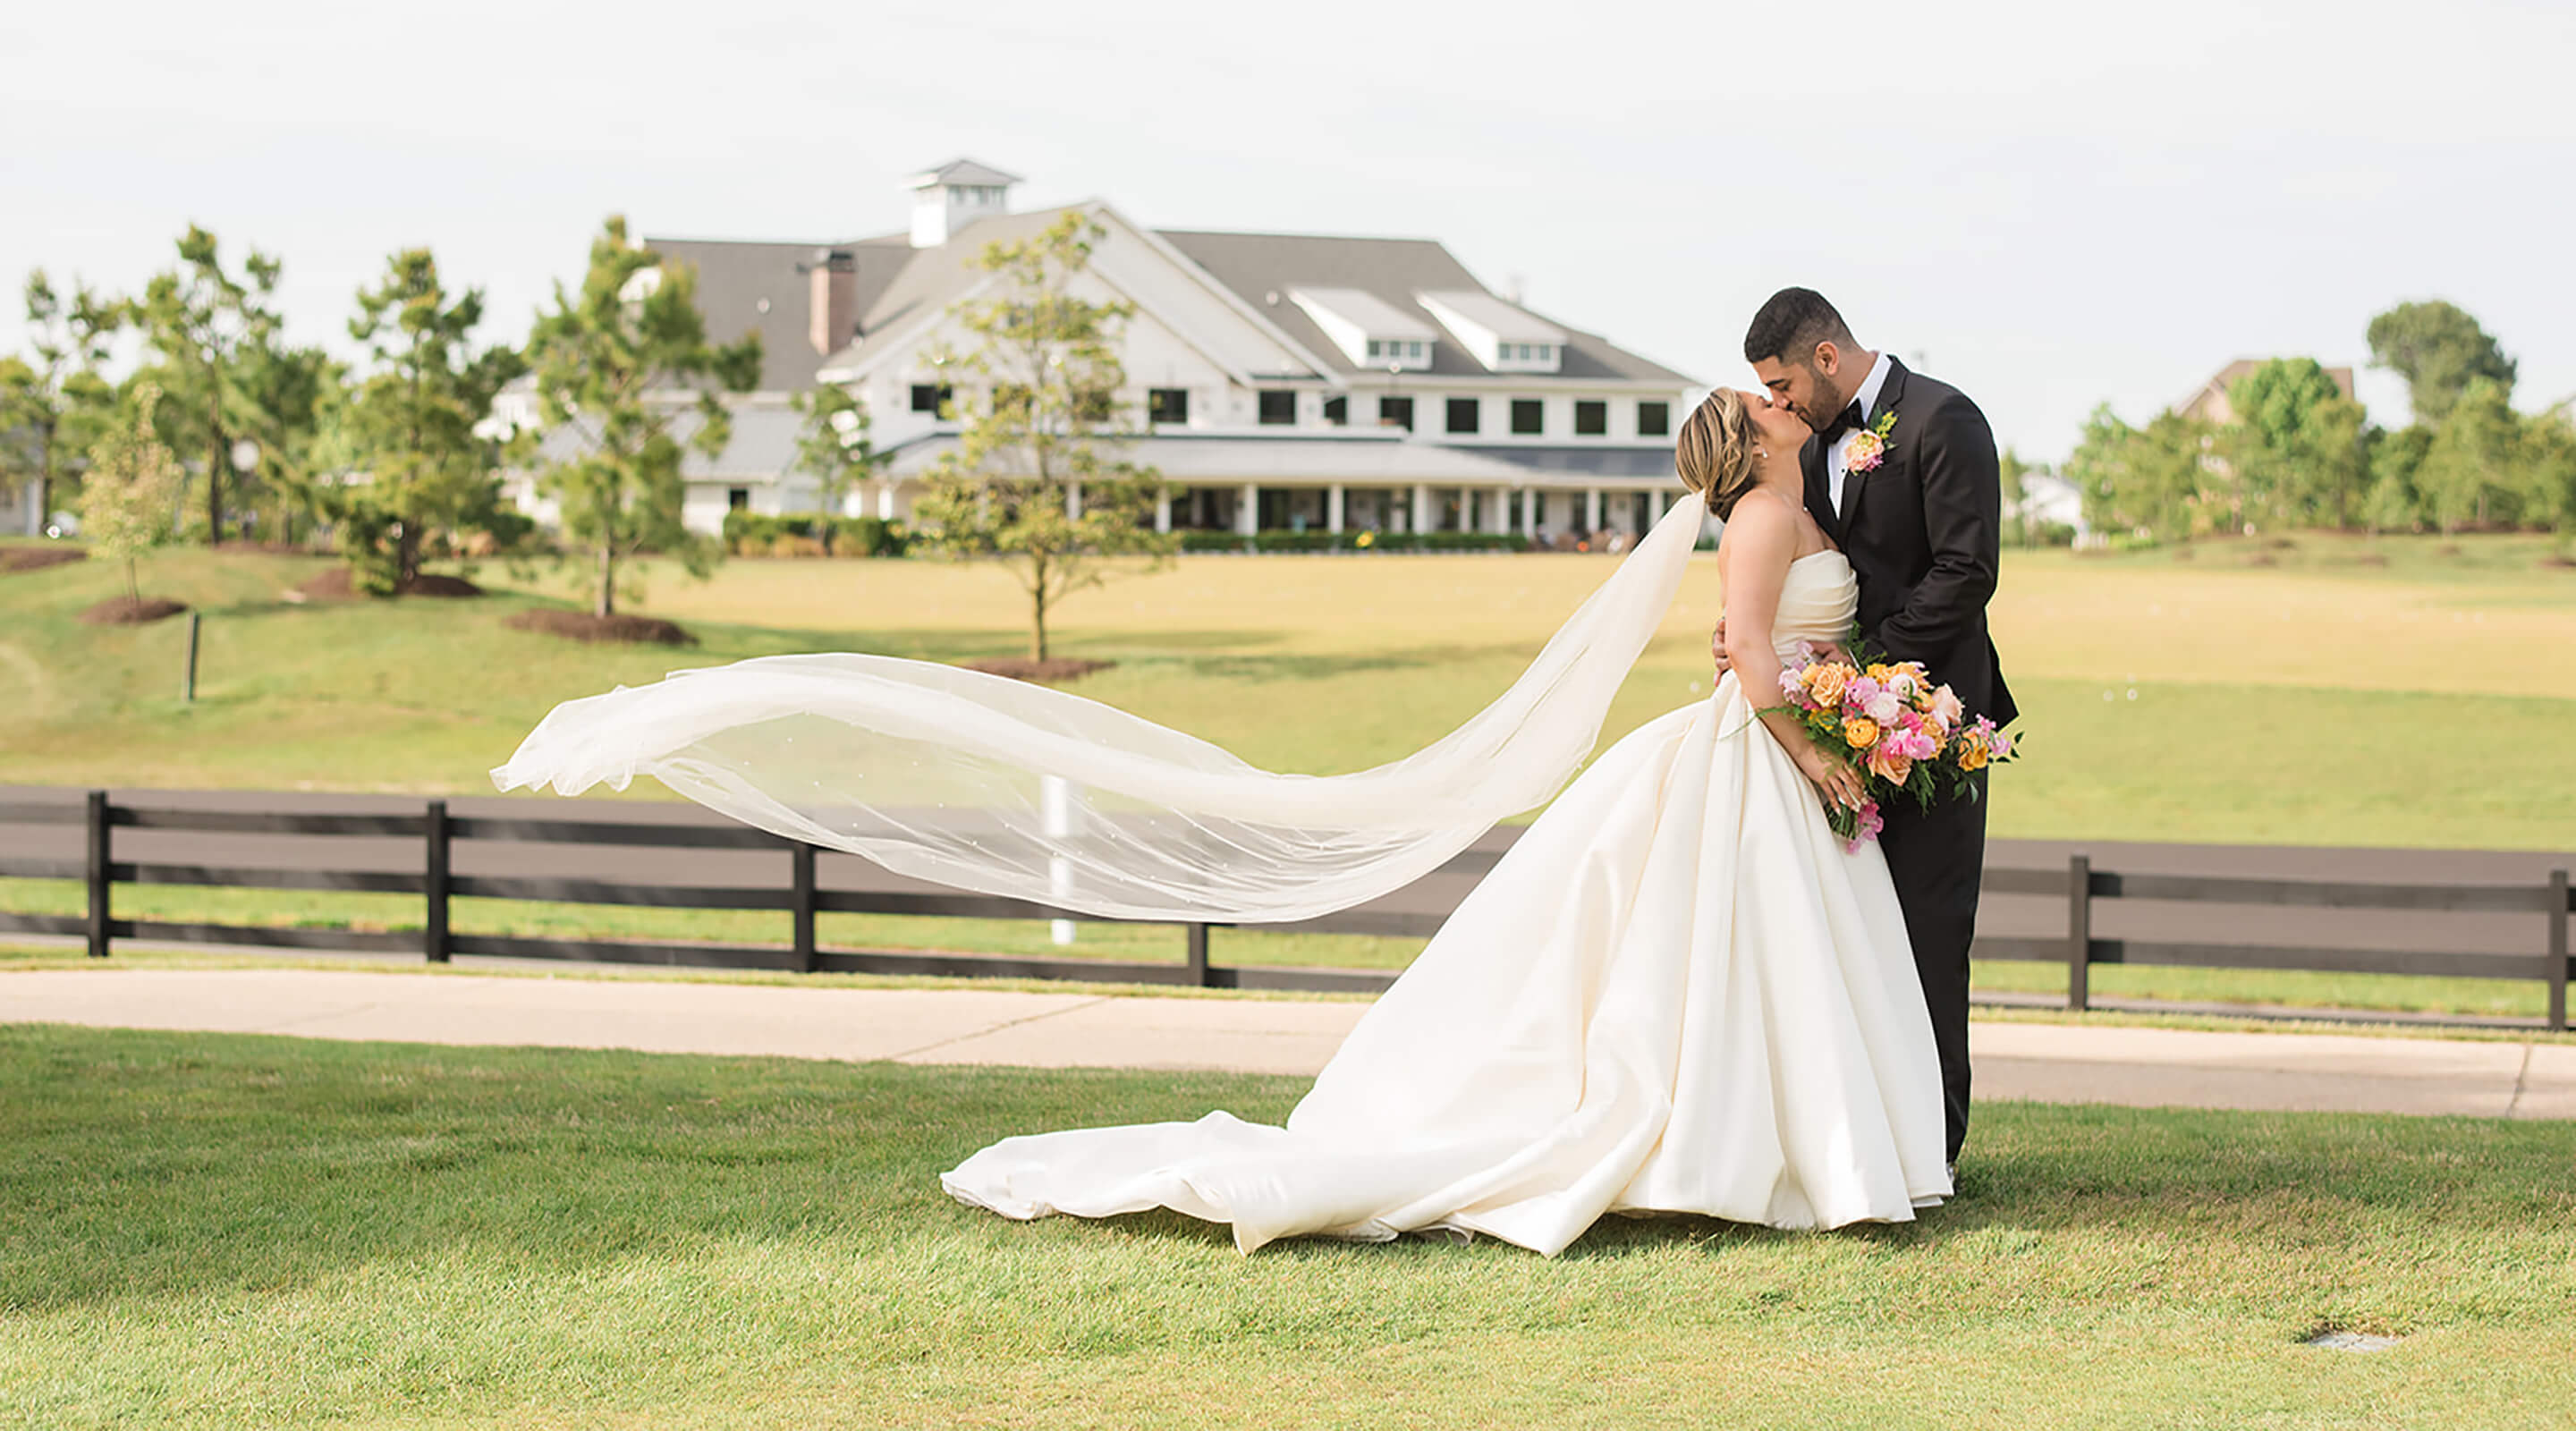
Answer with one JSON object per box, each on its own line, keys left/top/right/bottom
{"left": 1411, "top": 483, "right": 1432, "bottom": 535}
{"left": 1065, "top": 479, "right": 1082, "bottom": 521}
{"left": 1041, "top": 774, "right": 1077, "bottom": 946}
{"left": 1326, "top": 484, "right": 1344, "bottom": 535}
{"left": 1155, "top": 489, "right": 1172, "bottom": 534}
{"left": 1237, "top": 482, "right": 1258, "bottom": 537}
{"left": 1584, "top": 487, "right": 1602, "bottom": 535}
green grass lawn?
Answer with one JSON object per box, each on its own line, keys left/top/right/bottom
{"left": 1, "top": 1025, "right": 2568, "bottom": 1429}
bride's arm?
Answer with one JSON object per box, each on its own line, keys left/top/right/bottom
{"left": 1721, "top": 507, "right": 1868, "bottom": 812}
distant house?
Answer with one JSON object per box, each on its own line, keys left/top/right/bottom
{"left": 2174, "top": 359, "right": 2357, "bottom": 426}
{"left": 498, "top": 158, "right": 1699, "bottom": 545}
{"left": 0, "top": 478, "right": 35, "bottom": 537}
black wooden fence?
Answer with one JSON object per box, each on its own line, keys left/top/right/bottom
{"left": 1, "top": 791, "right": 2568, "bottom": 1029}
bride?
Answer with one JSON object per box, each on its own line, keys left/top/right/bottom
{"left": 494, "top": 388, "right": 1950, "bottom": 1257}
{"left": 936, "top": 390, "right": 1947, "bottom": 1254}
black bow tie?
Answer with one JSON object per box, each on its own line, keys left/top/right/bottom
{"left": 1823, "top": 401, "right": 1866, "bottom": 440}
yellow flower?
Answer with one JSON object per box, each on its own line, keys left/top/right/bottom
{"left": 1842, "top": 716, "right": 1879, "bottom": 749}
{"left": 1866, "top": 664, "right": 1894, "bottom": 682}
{"left": 1804, "top": 663, "right": 1851, "bottom": 707}
{"left": 1955, "top": 740, "right": 1989, "bottom": 773}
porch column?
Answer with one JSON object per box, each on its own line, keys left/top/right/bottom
{"left": 1237, "top": 481, "right": 1258, "bottom": 536}
{"left": 1411, "top": 483, "right": 1432, "bottom": 535}
{"left": 876, "top": 481, "right": 897, "bottom": 520}
{"left": 1065, "top": 479, "right": 1082, "bottom": 521}
{"left": 1584, "top": 487, "right": 1602, "bottom": 533}
{"left": 1154, "top": 489, "right": 1172, "bottom": 534}
{"left": 1487, "top": 488, "right": 1510, "bottom": 535}
{"left": 1326, "top": 484, "right": 1344, "bottom": 534}
{"left": 1518, "top": 488, "right": 1534, "bottom": 538}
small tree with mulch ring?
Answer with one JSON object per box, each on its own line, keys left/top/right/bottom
{"left": 77, "top": 384, "right": 187, "bottom": 623}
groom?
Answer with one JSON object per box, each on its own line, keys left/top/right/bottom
{"left": 1716, "top": 287, "right": 2014, "bottom": 1171}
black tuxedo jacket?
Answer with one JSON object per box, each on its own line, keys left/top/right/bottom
{"left": 1802, "top": 358, "right": 2016, "bottom": 727}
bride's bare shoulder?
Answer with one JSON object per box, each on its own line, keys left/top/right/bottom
{"left": 1716, "top": 490, "right": 1801, "bottom": 563}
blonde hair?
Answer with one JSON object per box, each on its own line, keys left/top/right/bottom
{"left": 1674, "top": 389, "right": 1761, "bottom": 521}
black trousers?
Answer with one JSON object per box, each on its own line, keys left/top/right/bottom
{"left": 1877, "top": 770, "right": 1987, "bottom": 1164}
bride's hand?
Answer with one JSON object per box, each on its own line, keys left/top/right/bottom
{"left": 1796, "top": 746, "right": 1866, "bottom": 812}
{"left": 1709, "top": 616, "right": 1733, "bottom": 677}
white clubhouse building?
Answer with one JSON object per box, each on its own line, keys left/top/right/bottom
{"left": 504, "top": 160, "right": 1702, "bottom": 546}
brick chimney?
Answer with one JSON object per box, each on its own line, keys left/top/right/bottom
{"left": 809, "top": 248, "right": 858, "bottom": 356}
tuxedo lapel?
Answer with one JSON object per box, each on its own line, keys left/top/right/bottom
{"left": 1839, "top": 358, "right": 1911, "bottom": 533}
{"left": 1801, "top": 436, "right": 1838, "bottom": 543}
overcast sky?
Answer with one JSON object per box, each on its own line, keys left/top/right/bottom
{"left": 8, "top": 0, "right": 2571, "bottom": 461}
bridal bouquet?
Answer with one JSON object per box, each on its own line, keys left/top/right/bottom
{"left": 1772, "top": 643, "right": 2018, "bottom": 849}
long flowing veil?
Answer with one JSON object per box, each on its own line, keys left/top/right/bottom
{"left": 491, "top": 495, "right": 1706, "bottom": 923}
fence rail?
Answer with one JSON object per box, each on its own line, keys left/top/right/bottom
{"left": 0, "top": 791, "right": 2567, "bottom": 1027}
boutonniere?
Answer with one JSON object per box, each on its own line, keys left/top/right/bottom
{"left": 1844, "top": 410, "right": 1898, "bottom": 474}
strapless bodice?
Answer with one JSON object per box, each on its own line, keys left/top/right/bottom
{"left": 1770, "top": 550, "right": 1859, "bottom": 659}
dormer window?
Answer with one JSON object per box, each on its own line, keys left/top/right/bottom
{"left": 1415, "top": 291, "right": 1566, "bottom": 374}
{"left": 1289, "top": 288, "right": 1437, "bottom": 371}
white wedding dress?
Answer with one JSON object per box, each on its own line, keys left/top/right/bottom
{"left": 941, "top": 550, "right": 1951, "bottom": 1256}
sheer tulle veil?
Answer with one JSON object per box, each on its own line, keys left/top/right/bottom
{"left": 491, "top": 495, "right": 1707, "bottom": 923}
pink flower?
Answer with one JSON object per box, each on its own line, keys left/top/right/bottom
{"left": 1865, "top": 689, "right": 1902, "bottom": 725}
{"left": 1844, "top": 800, "right": 1885, "bottom": 851}
{"left": 1928, "top": 687, "right": 1964, "bottom": 729}
{"left": 1990, "top": 732, "right": 2015, "bottom": 759}
{"left": 1843, "top": 676, "right": 1882, "bottom": 711}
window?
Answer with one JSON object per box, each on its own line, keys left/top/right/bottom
{"left": 1148, "top": 388, "right": 1190, "bottom": 425}
{"left": 1445, "top": 397, "right": 1480, "bottom": 435}
{"left": 1408, "top": 342, "right": 1425, "bottom": 360}
{"left": 910, "top": 384, "right": 953, "bottom": 414}
{"left": 1511, "top": 399, "right": 1544, "bottom": 436}
{"left": 1258, "top": 390, "right": 1297, "bottom": 426}
{"left": 1637, "top": 401, "right": 1671, "bottom": 436}
{"left": 726, "top": 487, "right": 750, "bottom": 512}
{"left": 1378, "top": 396, "right": 1414, "bottom": 431}
{"left": 1324, "top": 395, "right": 1348, "bottom": 427}
{"left": 1575, "top": 400, "right": 1607, "bottom": 436}
{"left": 1367, "top": 340, "right": 1383, "bottom": 360}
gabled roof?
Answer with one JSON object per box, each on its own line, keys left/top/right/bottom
{"left": 643, "top": 233, "right": 911, "bottom": 393}
{"left": 2176, "top": 358, "right": 2358, "bottom": 419}
{"left": 816, "top": 203, "right": 1097, "bottom": 378}
{"left": 1158, "top": 230, "right": 1690, "bottom": 385}
{"left": 907, "top": 158, "right": 1021, "bottom": 190}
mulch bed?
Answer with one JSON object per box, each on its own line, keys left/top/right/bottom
{"left": 1, "top": 546, "right": 86, "bottom": 574}
{"left": 80, "top": 597, "right": 189, "bottom": 625}
{"left": 504, "top": 609, "right": 695, "bottom": 646}
{"left": 962, "top": 656, "right": 1117, "bottom": 683}
{"left": 297, "top": 569, "right": 485, "bottom": 600}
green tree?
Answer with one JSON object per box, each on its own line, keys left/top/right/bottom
{"left": 78, "top": 384, "right": 184, "bottom": 605}
{"left": 791, "top": 383, "right": 885, "bottom": 555}
{"left": 0, "top": 271, "right": 123, "bottom": 534}
{"left": 2366, "top": 300, "right": 2515, "bottom": 427}
{"left": 126, "top": 225, "right": 290, "bottom": 544}
{"left": 527, "top": 217, "right": 762, "bottom": 617}
{"left": 2520, "top": 409, "right": 2576, "bottom": 538}
{"left": 2362, "top": 425, "right": 2432, "bottom": 533}
{"left": 911, "top": 212, "right": 1175, "bottom": 660}
{"left": 2224, "top": 358, "right": 2368, "bottom": 528}
{"left": 2065, "top": 403, "right": 2211, "bottom": 542}
{"left": 328, "top": 250, "right": 529, "bottom": 594}
{"left": 2416, "top": 377, "right": 2520, "bottom": 532}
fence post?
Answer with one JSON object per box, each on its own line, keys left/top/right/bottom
{"left": 2548, "top": 868, "right": 2568, "bottom": 1034}
{"left": 792, "top": 843, "right": 818, "bottom": 974}
{"left": 2066, "top": 853, "right": 2091, "bottom": 1012}
{"left": 1185, "top": 922, "right": 1211, "bottom": 986}
{"left": 423, "top": 800, "right": 451, "bottom": 963}
{"left": 84, "top": 789, "right": 110, "bottom": 959}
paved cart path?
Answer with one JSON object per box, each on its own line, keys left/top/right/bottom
{"left": 4, "top": 968, "right": 2570, "bottom": 1121}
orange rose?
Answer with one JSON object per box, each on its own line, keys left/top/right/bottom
{"left": 1842, "top": 716, "right": 1879, "bottom": 749}
{"left": 1805, "top": 663, "right": 1852, "bottom": 707}
{"left": 1866, "top": 747, "right": 1914, "bottom": 784}
{"left": 1956, "top": 741, "right": 1990, "bottom": 773}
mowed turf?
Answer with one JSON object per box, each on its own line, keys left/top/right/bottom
{"left": 2, "top": 529, "right": 2572, "bottom": 846}
{"left": 1, "top": 1025, "right": 2570, "bottom": 1429}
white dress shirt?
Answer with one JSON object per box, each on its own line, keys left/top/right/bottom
{"left": 1825, "top": 351, "right": 1896, "bottom": 516}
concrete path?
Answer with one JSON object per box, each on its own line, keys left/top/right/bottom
{"left": 4, "top": 968, "right": 2570, "bottom": 1120}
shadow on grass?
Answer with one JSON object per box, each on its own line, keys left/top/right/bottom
{"left": 6, "top": 1028, "right": 2569, "bottom": 1321}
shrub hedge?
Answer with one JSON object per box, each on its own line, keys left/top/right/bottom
{"left": 720, "top": 512, "right": 912, "bottom": 557}
{"left": 1176, "top": 530, "right": 1531, "bottom": 555}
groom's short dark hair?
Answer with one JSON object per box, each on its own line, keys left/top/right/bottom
{"left": 1743, "top": 288, "right": 1856, "bottom": 365}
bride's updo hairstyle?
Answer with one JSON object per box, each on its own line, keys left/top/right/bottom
{"left": 1674, "top": 388, "right": 1761, "bottom": 520}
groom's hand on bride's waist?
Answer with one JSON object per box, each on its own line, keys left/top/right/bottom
{"left": 1710, "top": 617, "right": 1732, "bottom": 677}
